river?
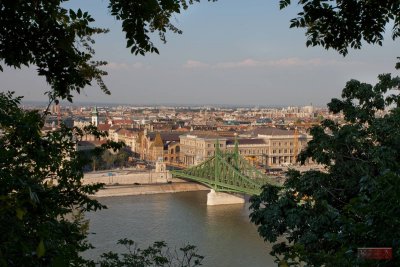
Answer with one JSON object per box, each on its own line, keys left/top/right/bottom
{"left": 84, "top": 191, "right": 276, "bottom": 266}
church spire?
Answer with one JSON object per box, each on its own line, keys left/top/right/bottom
{"left": 91, "top": 106, "right": 98, "bottom": 126}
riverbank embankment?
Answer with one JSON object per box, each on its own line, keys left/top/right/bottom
{"left": 93, "top": 182, "right": 210, "bottom": 197}
{"left": 84, "top": 169, "right": 209, "bottom": 197}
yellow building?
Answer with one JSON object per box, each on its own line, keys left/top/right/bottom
{"left": 137, "top": 130, "right": 181, "bottom": 163}
{"left": 179, "top": 127, "right": 312, "bottom": 167}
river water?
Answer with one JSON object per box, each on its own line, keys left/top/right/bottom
{"left": 85, "top": 191, "right": 276, "bottom": 267}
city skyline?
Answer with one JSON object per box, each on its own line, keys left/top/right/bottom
{"left": 21, "top": 99, "right": 321, "bottom": 109}
{"left": 3, "top": 0, "right": 398, "bottom": 106}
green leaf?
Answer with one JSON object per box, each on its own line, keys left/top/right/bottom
{"left": 77, "top": 9, "right": 82, "bottom": 18}
{"left": 126, "top": 38, "right": 134, "bottom": 48}
{"left": 69, "top": 9, "right": 76, "bottom": 20}
{"left": 52, "top": 256, "right": 68, "bottom": 267}
{"left": 16, "top": 208, "right": 26, "bottom": 220}
{"left": 36, "top": 239, "right": 46, "bottom": 258}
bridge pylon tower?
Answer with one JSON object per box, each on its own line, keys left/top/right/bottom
{"left": 171, "top": 139, "right": 280, "bottom": 195}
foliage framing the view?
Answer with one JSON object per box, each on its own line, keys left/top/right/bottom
{"left": 279, "top": 0, "right": 400, "bottom": 56}
{"left": 0, "top": 0, "right": 214, "bottom": 101}
{"left": 2, "top": 0, "right": 400, "bottom": 266}
{"left": 0, "top": 91, "right": 125, "bottom": 266}
{"left": 98, "top": 238, "right": 204, "bottom": 267}
{"left": 250, "top": 2, "right": 400, "bottom": 266}
{"left": 0, "top": 1, "right": 213, "bottom": 265}
{"left": 250, "top": 74, "right": 400, "bottom": 266}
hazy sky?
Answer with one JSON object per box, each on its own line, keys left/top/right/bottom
{"left": 2, "top": 0, "right": 398, "bottom": 106}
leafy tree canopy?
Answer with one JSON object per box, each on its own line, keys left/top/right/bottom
{"left": 250, "top": 74, "right": 400, "bottom": 266}
{"left": 1, "top": 0, "right": 398, "bottom": 102}
{"left": 0, "top": 90, "right": 205, "bottom": 266}
{"left": 2, "top": 1, "right": 400, "bottom": 266}
{"left": 0, "top": 91, "right": 124, "bottom": 266}
{"left": 98, "top": 238, "right": 204, "bottom": 267}
{"left": 0, "top": 0, "right": 214, "bottom": 101}
{"left": 250, "top": 3, "right": 400, "bottom": 265}
{"left": 280, "top": 0, "right": 400, "bottom": 56}
{"left": 0, "top": 1, "right": 215, "bottom": 265}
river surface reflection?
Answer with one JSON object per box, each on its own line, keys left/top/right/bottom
{"left": 85, "top": 191, "right": 275, "bottom": 267}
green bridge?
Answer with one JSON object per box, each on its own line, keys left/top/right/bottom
{"left": 170, "top": 140, "right": 280, "bottom": 196}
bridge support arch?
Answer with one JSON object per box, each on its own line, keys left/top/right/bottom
{"left": 207, "top": 189, "right": 245, "bottom": 205}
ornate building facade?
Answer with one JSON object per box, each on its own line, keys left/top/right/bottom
{"left": 179, "top": 127, "right": 312, "bottom": 167}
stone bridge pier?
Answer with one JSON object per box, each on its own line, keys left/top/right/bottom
{"left": 206, "top": 189, "right": 245, "bottom": 205}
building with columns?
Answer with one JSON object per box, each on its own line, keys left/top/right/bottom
{"left": 179, "top": 127, "right": 312, "bottom": 167}
{"left": 179, "top": 133, "right": 227, "bottom": 166}
{"left": 251, "top": 127, "right": 311, "bottom": 166}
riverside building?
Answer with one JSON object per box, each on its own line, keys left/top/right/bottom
{"left": 179, "top": 127, "right": 312, "bottom": 167}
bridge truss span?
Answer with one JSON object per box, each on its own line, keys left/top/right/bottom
{"left": 171, "top": 140, "right": 281, "bottom": 195}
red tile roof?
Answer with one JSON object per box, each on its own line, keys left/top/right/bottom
{"left": 97, "top": 124, "right": 111, "bottom": 131}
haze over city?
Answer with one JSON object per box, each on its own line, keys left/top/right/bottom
{"left": 2, "top": 1, "right": 400, "bottom": 266}
{"left": 3, "top": 0, "right": 397, "bottom": 106}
